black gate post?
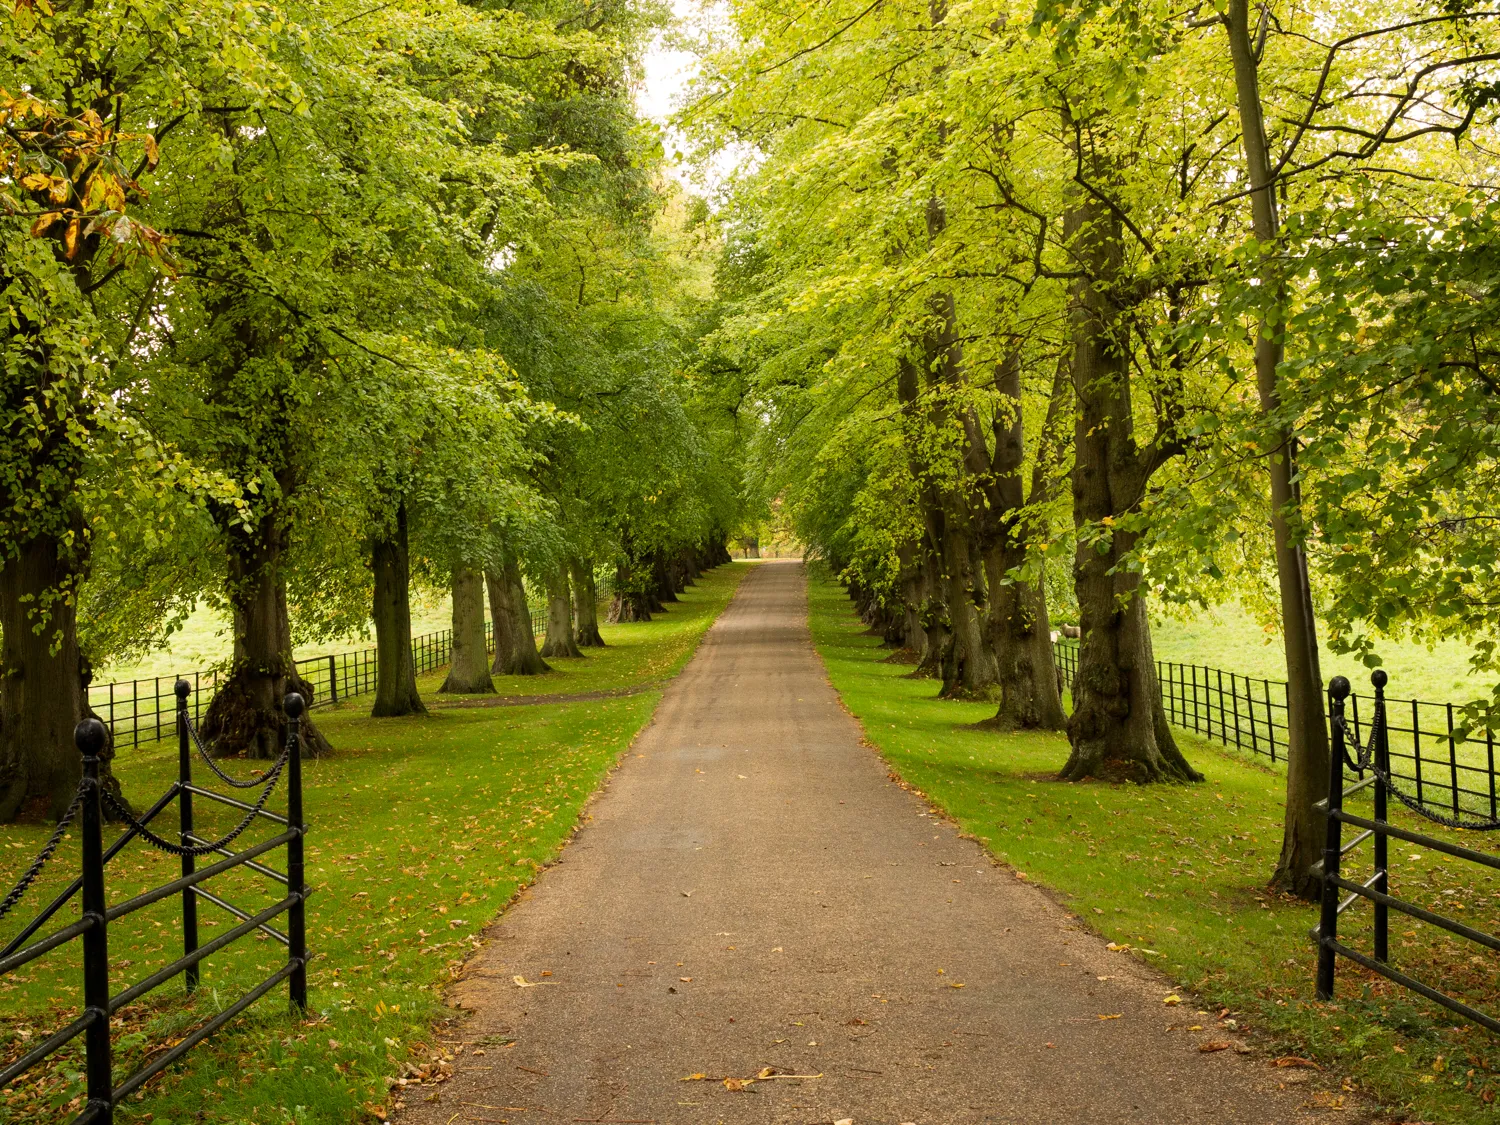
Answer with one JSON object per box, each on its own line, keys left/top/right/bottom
{"left": 176, "top": 680, "right": 200, "bottom": 992}
{"left": 1316, "top": 676, "right": 1351, "bottom": 1000}
{"left": 285, "top": 692, "right": 308, "bottom": 1011}
{"left": 76, "top": 718, "right": 114, "bottom": 1122}
{"left": 1372, "top": 670, "right": 1390, "bottom": 964}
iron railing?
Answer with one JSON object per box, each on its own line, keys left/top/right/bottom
{"left": 0, "top": 685, "right": 311, "bottom": 1121}
{"left": 1314, "top": 672, "right": 1500, "bottom": 1035}
{"left": 91, "top": 612, "right": 550, "bottom": 751}
{"left": 1055, "top": 640, "right": 1498, "bottom": 818}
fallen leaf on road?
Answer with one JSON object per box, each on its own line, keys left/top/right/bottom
{"left": 680, "top": 977, "right": 693, "bottom": 982}
{"left": 1162, "top": 995, "right": 1182, "bottom": 1006}
{"left": 1106, "top": 943, "right": 1131, "bottom": 952}
{"left": 1097, "top": 1014, "right": 1122, "bottom": 1020}
{"left": 948, "top": 983, "right": 965, "bottom": 989}
{"left": 1199, "top": 1042, "right": 1231, "bottom": 1053}
{"left": 1273, "top": 1057, "right": 1321, "bottom": 1070}
{"left": 679, "top": 1074, "right": 708, "bottom": 1082}
{"left": 722, "top": 1077, "right": 752, "bottom": 1091}
{"left": 513, "top": 976, "right": 541, "bottom": 987}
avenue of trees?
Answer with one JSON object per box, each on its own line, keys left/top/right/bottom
{"left": 0, "top": 0, "right": 741, "bottom": 821}
{"left": 684, "top": 0, "right": 1500, "bottom": 895}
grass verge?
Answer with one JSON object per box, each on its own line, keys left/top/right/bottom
{"left": 808, "top": 570, "right": 1500, "bottom": 1124}
{"left": 0, "top": 563, "right": 749, "bottom": 1125}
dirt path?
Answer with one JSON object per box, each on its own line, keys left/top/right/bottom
{"left": 405, "top": 562, "right": 1356, "bottom": 1125}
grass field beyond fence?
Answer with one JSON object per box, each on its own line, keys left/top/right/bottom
{"left": 0, "top": 563, "right": 748, "bottom": 1125}
{"left": 809, "top": 572, "right": 1500, "bottom": 1123}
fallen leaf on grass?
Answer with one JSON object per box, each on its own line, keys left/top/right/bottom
{"left": 1199, "top": 1042, "right": 1231, "bottom": 1053}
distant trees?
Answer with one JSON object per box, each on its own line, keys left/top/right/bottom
{"left": 0, "top": 0, "right": 741, "bottom": 816}
{"left": 688, "top": 0, "right": 1500, "bottom": 893}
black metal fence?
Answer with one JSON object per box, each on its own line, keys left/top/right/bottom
{"left": 0, "top": 684, "right": 310, "bottom": 1122}
{"left": 91, "top": 611, "right": 549, "bottom": 751}
{"left": 1314, "top": 672, "right": 1500, "bottom": 1034}
{"left": 1054, "top": 640, "right": 1497, "bottom": 816}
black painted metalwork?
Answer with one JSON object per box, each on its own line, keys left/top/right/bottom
{"left": 1313, "top": 672, "right": 1500, "bottom": 1036}
{"left": 1056, "top": 639, "right": 1500, "bottom": 818}
{"left": 0, "top": 689, "right": 312, "bottom": 1120}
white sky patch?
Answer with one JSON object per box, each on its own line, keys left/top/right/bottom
{"left": 637, "top": 0, "right": 754, "bottom": 199}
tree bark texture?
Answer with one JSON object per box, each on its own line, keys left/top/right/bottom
{"left": 488, "top": 561, "right": 550, "bottom": 675}
{"left": 440, "top": 567, "right": 495, "bottom": 693}
{"left": 541, "top": 567, "right": 583, "bottom": 659}
{"left": 371, "top": 502, "right": 425, "bottom": 717}
{"left": 570, "top": 559, "right": 606, "bottom": 647}
{"left": 981, "top": 353, "right": 1068, "bottom": 731}
{"left": 0, "top": 534, "right": 87, "bottom": 820}
{"left": 1057, "top": 184, "right": 1200, "bottom": 783}
{"left": 1227, "top": 0, "right": 1329, "bottom": 896}
{"left": 202, "top": 512, "right": 331, "bottom": 759}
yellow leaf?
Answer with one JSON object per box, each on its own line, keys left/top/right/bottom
{"left": 1162, "top": 994, "right": 1181, "bottom": 1005}
{"left": 678, "top": 1073, "right": 707, "bottom": 1082}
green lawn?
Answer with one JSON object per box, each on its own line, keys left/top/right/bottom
{"left": 0, "top": 563, "right": 749, "bottom": 1124}
{"left": 809, "top": 573, "right": 1500, "bottom": 1123}
{"left": 1149, "top": 601, "right": 1494, "bottom": 706}
{"left": 96, "top": 594, "right": 458, "bottom": 686}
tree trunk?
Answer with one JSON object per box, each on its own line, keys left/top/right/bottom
{"left": 938, "top": 525, "right": 997, "bottom": 698}
{"left": 609, "top": 557, "right": 654, "bottom": 623}
{"left": 570, "top": 558, "right": 606, "bottom": 647}
{"left": 440, "top": 567, "right": 495, "bottom": 693}
{"left": 371, "top": 502, "right": 425, "bottom": 717}
{"left": 652, "top": 554, "right": 679, "bottom": 605}
{"left": 1226, "top": 0, "right": 1329, "bottom": 897}
{"left": 541, "top": 566, "right": 584, "bottom": 658}
{"left": 488, "top": 561, "right": 550, "bottom": 675}
{"left": 984, "top": 353, "right": 1068, "bottom": 731}
{"left": 486, "top": 567, "right": 517, "bottom": 674}
{"left": 1057, "top": 183, "right": 1200, "bottom": 784}
{"left": 202, "top": 513, "right": 332, "bottom": 759}
{"left": 0, "top": 534, "right": 88, "bottom": 821}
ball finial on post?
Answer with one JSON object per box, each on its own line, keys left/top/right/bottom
{"left": 174, "top": 678, "right": 192, "bottom": 701}
{"left": 74, "top": 718, "right": 107, "bottom": 758}
{"left": 283, "top": 692, "right": 305, "bottom": 720}
{"left": 1371, "top": 669, "right": 1388, "bottom": 690}
{"left": 1328, "top": 675, "right": 1352, "bottom": 702}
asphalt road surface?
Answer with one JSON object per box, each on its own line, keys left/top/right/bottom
{"left": 403, "top": 562, "right": 1356, "bottom": 1125}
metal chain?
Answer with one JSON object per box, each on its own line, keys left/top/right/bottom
{"left": 1339, "top": 696, "right": 1500, "bottom": 832}
{"left": 0, "top": 785, "right": 85, "bottom": 921}
{"left": 100, "top": 741, "right": 291, "bottom": 858}
{"left": 186, "top": 714, "right": 278, "bottom": 789}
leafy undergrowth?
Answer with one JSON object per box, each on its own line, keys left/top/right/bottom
{"left": 807, "top": 572, "right": 1500, "bottom": 1124}
{"left": 0, "top": 563, "right": 748, "bottom": 1124}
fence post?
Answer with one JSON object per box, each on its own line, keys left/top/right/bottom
{"left": 328, "top": 653, "right": 339, "bottom": 705}
{"left": 1372, "top": 670, "right": 1389, "bottom": 964}
{"left": 1316, "top": 676, "right": 1351, "bottom": 1001}
{"left": 285, "top": 692, "right": 308, "bottom": 1012}
{"left": 76, "top": 718, "right": 114, "bottom": 1123}
{"left": 176, "top": 680, "right": 200, "bottom": 993}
